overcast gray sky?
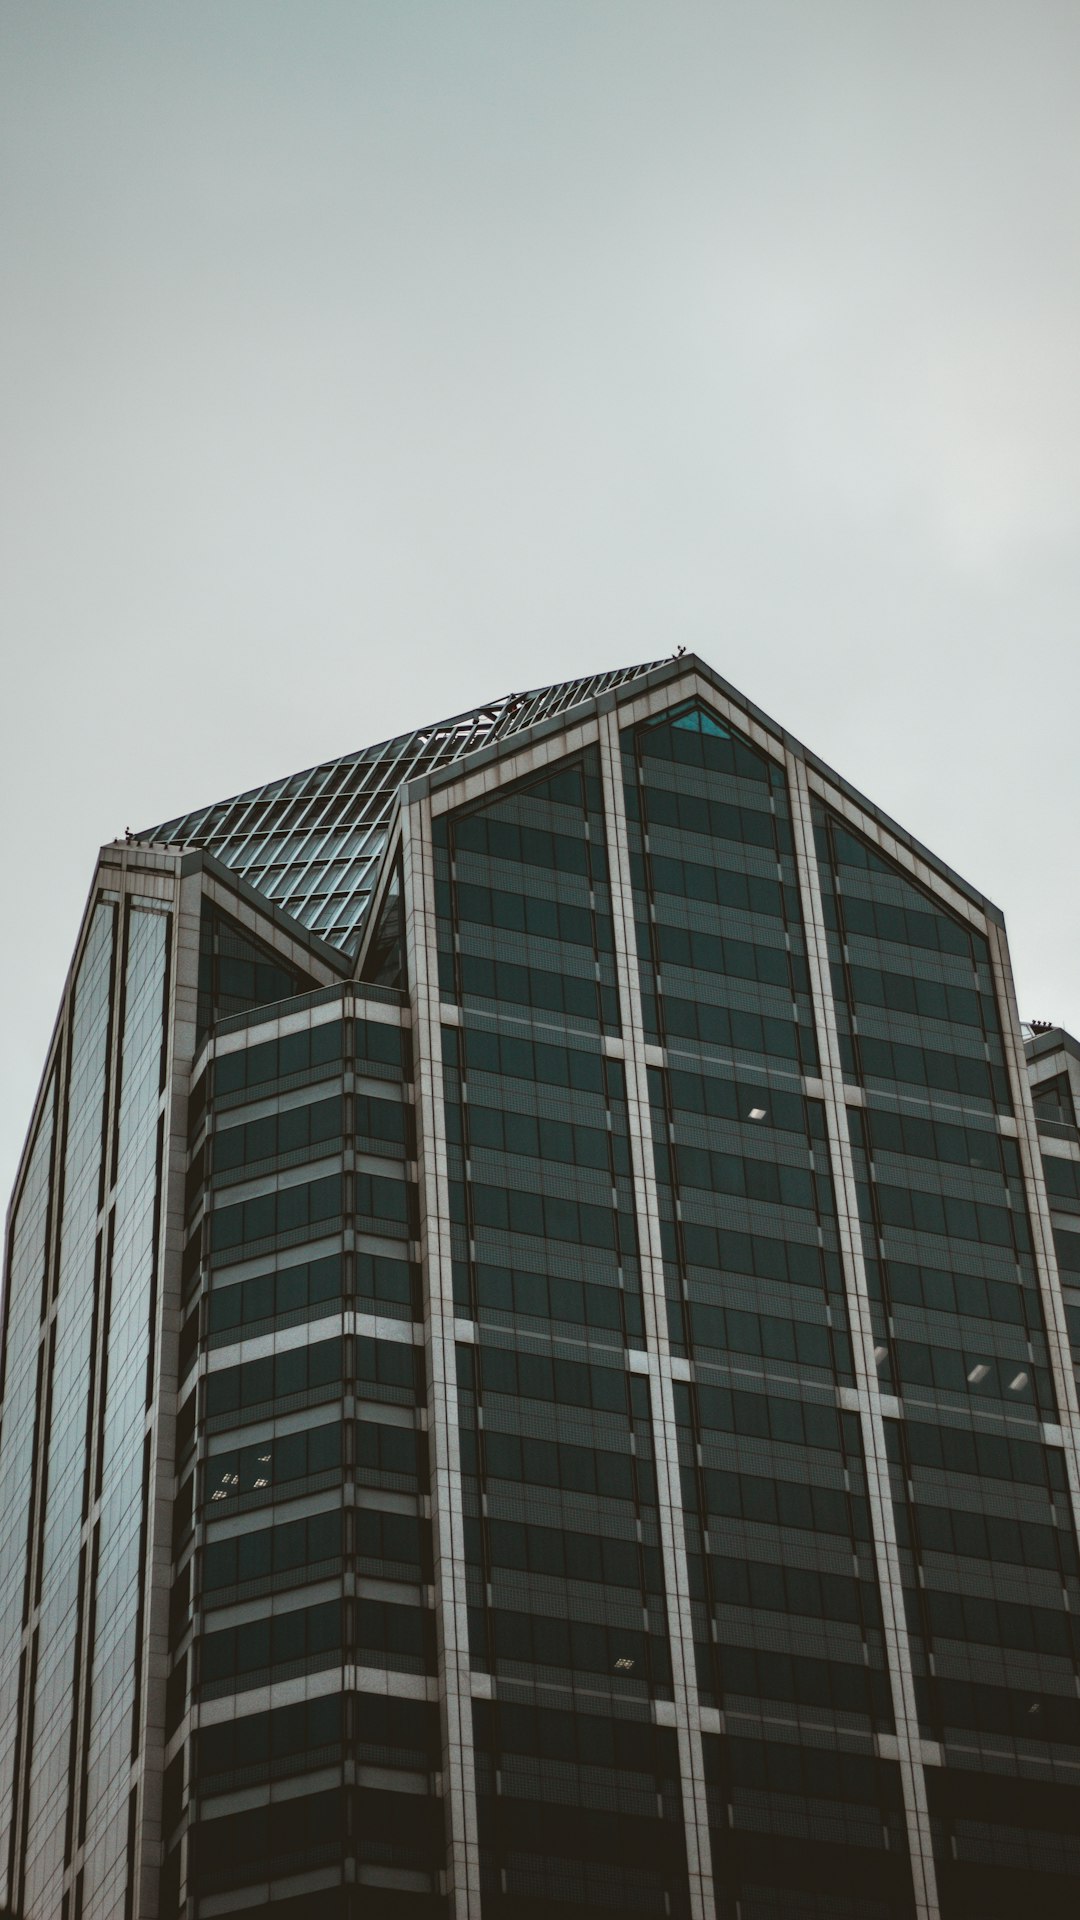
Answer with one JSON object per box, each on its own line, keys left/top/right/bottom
{"left": 3, "top": 1, "right": 1079, "bottom": 1205}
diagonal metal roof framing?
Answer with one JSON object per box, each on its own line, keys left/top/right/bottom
{"left": 143, "top": 661, "right": 663, "bottom": 955}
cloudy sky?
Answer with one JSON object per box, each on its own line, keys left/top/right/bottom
{"left": 3, "top": 2, "right": 1079, "bottom": 1204}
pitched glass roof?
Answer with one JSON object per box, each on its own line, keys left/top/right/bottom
{"left": 144, "top": 662, "right": 660, "bottom": 955}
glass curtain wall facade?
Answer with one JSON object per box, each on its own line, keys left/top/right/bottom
{"left": 174, "top": 986, "right": 443, "bottom": 1917}
{"left": 0, "top": 847, "right": 349, "bottom": 1920}
{"left": 3, "top": 655, "right": 1080, "bottom": 1920}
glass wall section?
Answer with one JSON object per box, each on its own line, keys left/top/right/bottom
{"left": 192, "top": 1692, "right": 446, "bottom": 1918}
{"left": 456, "top": 1336, "right": 671, "bottom": 1691}
{"left": 621, "top": 702, "right": 817, "bottom": 1075}
{"left": 0, "top": 1081, "right": 55, "bottom": 1910}
{"left": 814, "top": 811, "right": 1010, "bottom": 1114}
{"left": 197, "top": 903, "right": 316, "bottom": 1038}
{"left": 435, "top": 752, "right": 689, "bottom": 1916}
{"left": 620, "top": 702, "right": 910, "bottom": 1911}
{"left": 442, "top": 1024, "right": 642, "bottom": 1346}
{"left": 654, "top": 1056, "right": 890, "bottom": 1731}
{"left": 442, "top": 1026, "right": 687, "bottom": 1914}
{"left": 1032, "top": 1074, "right": 1077, "bottom": 1128}
{"left": 815, "top": 808, "right": 1080, "bottom": 1912}
{"left": 926, "top": 1766, "right": 1080, "bottom": 1918}
{"left": 1028, "top": 1039, "right": 1080, "bottom": 1393}
{"left": 434, "top": 751, "right": 620, "bottom": 1035}
{"left": 647, "top": 1052, "right": 890, "bottom": 1827}
{"left": 881, "top": 1415, "right": 1080, "bottom": 1889}
{"left": 1040, "top": 1138, "right": 1080, "bottom": 1406}
{"left": 622, "top": 705, "right": 839, "bottom": 1360}
{"left": 649, "top": 1063, "right": 850, "bottom": 1369}
{"left": 673, "top": 1371, "right": 906, "bottom": 1913}
{"left": 456, "top": 1323, "right": 688, "bottom": 1919}
{"left": 81, "top": 907, "right": 170, "bottom": 1920}
{"left": 472, "top": 1698, "right": 687, "bottom": 1920}
{"left": 362, "top": 863, "right": 406, "bottom": 991}
{"left": 702, "top": 1730, "right": 912, "bottom": 1918}
{"left": 175, "top": 993, "right": 443, "bottom": 1917}
{"left": 23, "top": 902, "right": 116, "bottom": 1917}
{"left": 846, "top": 1099, "right": 1052, "bottom": 1417}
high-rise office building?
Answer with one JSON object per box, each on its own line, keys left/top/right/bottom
{"left": 3, "top": 652, "right": 1080, "bottom": 1920}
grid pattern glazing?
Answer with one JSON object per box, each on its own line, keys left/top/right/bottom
{"left": 815, "top": 805, "right": 1080, "bottom": 1919}
{"left": 9, "top": 657, "right": 1080, "bottom": 1920}
{"left": 23, "top": 904, "right": 116, "bottom": 1917}
{"left": 144, "top": 664, "right": 661, "bottom": 954}
{"left": 623, "top": 702, "right": 914, "bottom": 1917}
{"left": 1029, "top": 1035, "right": 1080, "bottom": 1408}
{"left": 0, "top": 1080, "right": 55, "bottom": 1909}
{"left": 434, "top": 749, "right": 690, "bottom": 1919}
{"left": 171, "top": 996, "right": 445, "bottom": 1918}
{"left": 81, "top": 907, "right": 169, "bottom": 1920}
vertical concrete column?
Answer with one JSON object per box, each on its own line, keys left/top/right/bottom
{"left": 66, "top": 872, "right": 131, "bottom": 1909}
{"left": 597, "top": 709, "right": 716, "bottom": 1920}
{"left": 986, "top": 922, "right": 1080, "bottom": 1524}
{"left": 401, "top": 798, "right": 482, "bottom": 1919}
{"left": 7, "top": 1023, "right": 65, "bottom": 1920}
{"left": 132, "top": 858, "right": 200, "bottom": 1919}
{"left": 15, "top": 887, "right": 120, "bottom": 1919}
{"left": 786, "top": 754, "right": 939, "bottom": 1919}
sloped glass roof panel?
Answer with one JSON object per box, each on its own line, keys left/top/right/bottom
{"left": 143, "top": 662, "right": 660, "bottom": 956}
